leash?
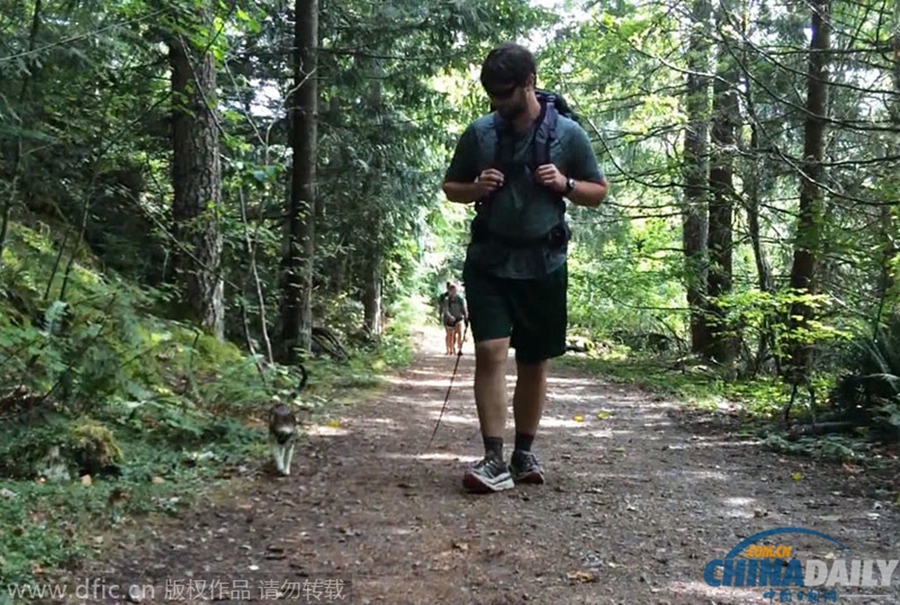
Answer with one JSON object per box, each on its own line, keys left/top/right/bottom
{"left": 427, "top": 319, "right": 469, "bottom": 449}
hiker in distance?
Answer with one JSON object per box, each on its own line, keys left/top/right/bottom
{"left": 441, "top": 282, "right": 469, "bottom": 355}
{"left": 441, "top": 42, "right": 608, "bottom": 493}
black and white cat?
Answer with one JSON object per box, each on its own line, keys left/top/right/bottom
{"left": 268, "top": 365, "right": 308, "bottom": 476}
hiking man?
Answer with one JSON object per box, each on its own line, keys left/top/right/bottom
{"left": 441, "top": 283, "right": 468, "bottom": 355}
{"left": 441, "top": 42, "right": 608, "bottom": 493}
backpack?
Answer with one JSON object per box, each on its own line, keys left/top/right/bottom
{"left": 489, "top": 89, "right": 580, "bottom": 176}
{"left": 471, "top": 90, "right": 577, "bottom": 249}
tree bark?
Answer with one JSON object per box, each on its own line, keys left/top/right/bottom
{"left": 682, "top": 0, "right": 713, "bottom": 356}
{"left": 362, "top": 246, "right": 383, "bottom": 336}
{"left": 169, "top": 20, "right": 225, "bottom": 341}
{"left": 876, "top": 4, "right": 900, "bottom": 321}
{"left": 0, "top": 0, "right": 43, "bottom": 269}
{"left": 706, "top": 0, "right": 740, "bottom": 364}
{"left": 280, "top": 0, "right": 319, "bottom": 363}
{"left": 784, "top": 0, "right": 831, "bottom": 382}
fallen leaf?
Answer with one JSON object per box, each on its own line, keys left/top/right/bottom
{"left": 791, "top": 472, "right": 803, "bottom": 482}
{"left": 151, "top": 476, "right": 165, "bottom": 484}
{"left": 596, "top": 411, "right": 612, "bottom": 420}
{"left": 566, "top": 570, "right": 599, "bottom": 583}
{"left": 328, "top": 419, "right": 341, "bottom": 428}
{"left": 80, "top": 475, "right": 92, "bottom": 487}
{"left": 573, "top": 415, "right": 584, "bottom": 423}
{"left": 451, "top": 541, "right": 469, "bottom": 551}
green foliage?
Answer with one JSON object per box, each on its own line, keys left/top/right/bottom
{"left": 823, "top": 312, "right": 900, "bottom": 441}
{"left": 0, "top": 218, "right": 400, "bottom": 585}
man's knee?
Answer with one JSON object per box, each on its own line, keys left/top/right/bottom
{"left": 475, "top": 338, "right": 509, "bottom": 369}
{"left": 516, "top": 358, "right": 548, "bottom": 377}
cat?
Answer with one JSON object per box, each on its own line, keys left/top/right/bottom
{"left": 268, "top": 364, "right": 308, "bottom": 476}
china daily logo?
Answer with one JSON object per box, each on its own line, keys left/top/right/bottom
{"left": 704, "top": 527, "right": 898, "bottom": 601}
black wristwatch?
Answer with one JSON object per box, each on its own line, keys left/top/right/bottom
{"left": 564, "top": 177, "right": 576, "bottom": 195}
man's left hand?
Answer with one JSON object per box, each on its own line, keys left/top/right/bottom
{"left": 535, "top": 164, "right": 567, "bottom": 193}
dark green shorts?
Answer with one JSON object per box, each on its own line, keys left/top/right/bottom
{"left": 462, "top": 261, "right": 568, "bottom": 364}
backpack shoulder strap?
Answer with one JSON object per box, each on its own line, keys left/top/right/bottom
{"left": 491, "top": 112, "right": 512, "bottom": 168}
{"left": 534, "top": 99, "right": 559, "bottom": 169}
{"left": 532, "top": 100, "right": 566, "bottom": 215}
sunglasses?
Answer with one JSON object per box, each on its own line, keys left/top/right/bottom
{"left": 486, "top": 83, "right": 520, "bottom": 101}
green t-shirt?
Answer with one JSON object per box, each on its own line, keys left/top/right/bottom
{"left": 444, "top": 110, "right": 605, "bottom": 279}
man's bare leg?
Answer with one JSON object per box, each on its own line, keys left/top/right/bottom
{"left": 462, "top": 337, "right": 515, "bottom": 492}
{"left": 444, "top": 328, "right": 454, "bottom": 355}
{"left": 454, "top": 322, "right": 464, "bottom": 353}
{"left": 510, "top": 359, "right": 549, "bottom": 483}
{"left": 473, "top": 338, "right": 510, "bottom": 439}
{"left": 512, "top": 359, "right": 548, "bottom": 434}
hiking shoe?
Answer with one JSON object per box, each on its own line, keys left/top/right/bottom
{"left": 510, "top": 450, "right": 545, "bottom": 484}
{"left": 462, "top": 456, "right": 514, "bottom": 493}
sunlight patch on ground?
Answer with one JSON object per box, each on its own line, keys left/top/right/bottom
{"left": 658, "top": 469, "right": 730, "bottom": 481}
{"left": 538, "top": 416, "right": 597, "bottom": 428}
{"left": 366, "top": 418, "right": 398, "bottom": 426}
{"left": 382, "top": 452, "right": 479, "bottom": 463}
{"left": 306, "top": 425, "right": 353, "bottom": 437}
{"left": 545, "top": 376, "right": 598, "bottom": 388}
{"left": 423, "top": 413, "right": 478, "bottom": 427}
{"left": 719, "top": 496, "right": 759, "bottom": 519}
{"left": 582, "top": 429, "right": 615, "bottom": 439}
{"left": 381, "top": 375, "right": 471, "bottom": 389}
{"left": 666, "top": 579, "right": 761, "bottom": 603}
{"left": 665, "top": 439, "right": 760, "bottom": 450}
{"left": 723, "top": 496, "right": 755, "bottom": 507}
{"left": 641, "top": 422, "right": 677, "bottom": 431}
{"left": 579, "top": 471, "right": 655, "bottom": 482}
{"left": 548, "top": 392, "right": 610, "bottom": 404}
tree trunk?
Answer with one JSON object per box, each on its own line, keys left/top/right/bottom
{"left": 280, "top": 0, "right": 319, "bottom": 363}
{"left": 877, "top": 6, "right": 900, "bottom": 321}
{"left": 706, "top": 0, "right": 739, "bottom": 365}
{"left": 682, "top": 0, "right": 712, "bottom": 356}
{"left": 170, "top": 21, "right": 225, "bottom": 341}
{"left": 784, "top": 0, "right": 831, "bottom": 382}
{"left": 745, "top": 120, "right": 773, "bottom": 295}
{"left": 362, "top": 248, "right": 383, "bottom": 336}
{"left": 1, "top": 0, "right": 43, "bottom": 270}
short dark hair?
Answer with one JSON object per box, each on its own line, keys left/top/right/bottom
{"left": 480, "top": 42, "right": 536, "bottom": 91}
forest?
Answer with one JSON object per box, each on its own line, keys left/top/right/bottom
{"left": 1, "top": 0, "right": 899, "bottom": 594}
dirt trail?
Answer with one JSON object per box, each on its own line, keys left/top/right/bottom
{"left": 70, "top": 328, "right": 898, "bottom": 605}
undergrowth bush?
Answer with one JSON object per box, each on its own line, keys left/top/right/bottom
{"left": 0, "top": 220, "right": 408, "bottom": 585}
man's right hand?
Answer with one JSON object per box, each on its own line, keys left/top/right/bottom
{"left": 443, "top": 169, "right": 505, "bottom": 204}
{"left": 475, "top": 169, "right": 505, "bottom": 197}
